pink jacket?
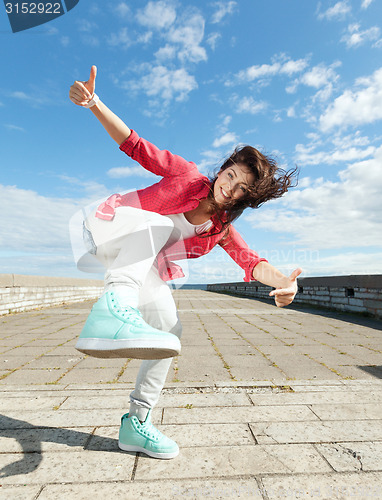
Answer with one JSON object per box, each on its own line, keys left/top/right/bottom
{"left": 96, "top": 130, "right": 267, "bottom": 281}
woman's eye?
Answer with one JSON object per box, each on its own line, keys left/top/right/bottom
{"left": 228, "top": 173, "right": 233, "bottom": 178}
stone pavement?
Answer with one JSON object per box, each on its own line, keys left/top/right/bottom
{"left": 0, "top": 290, "right": 382, "bottom": 499}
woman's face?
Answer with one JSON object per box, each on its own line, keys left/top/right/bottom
{"left": 213, "top": 162, "right": 255, "bottom": 206}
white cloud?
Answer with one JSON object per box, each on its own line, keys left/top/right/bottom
{"left": 124, "top": 65, "right": 198, "bottom": 104}
{"left": 77, "top": 19, "right": 97, "bottom": 32}
{"left": 10, "top": 90, "right": 58, "bottom": 107}
{"left": 137, "top": 31, "right": 153, "bottom": 44}
{"left": 280, "top": 59, "right": 309, "bottom": 76}
{"left": 197, "top": 149, "right": 221, "bottom": 173}
{"left": 300, "top": 63, "right": 341, "bottom": 88}
{"left": 287, "top": 106, "right": 296, "bottom": 118}
{"left": 4, "top": 124, "right": 26, "bottom": 132}
{"left": 341, "top": 23, "right": 380, "bottom": 48}
{"left": 230, "top": 57, "right": 308, "bottom": 86}
{"left": 361, "top": 0, "right": 374, "bottom": 8}
{"left": 317, "top": 1, "right": 351, "bottom": 21}
{"left": 0, "top": 184, "right": 80, "bottom": 253}
{"left": 81, "top": 35, "right": 100, "bottom": 47}
{"left": 295, "top": 131, "right": 375, "bottom": 166}
{"left": 155, "top": 44, "right": 177, "bottom": 61}
{"left": 206, "top": 32, "right": 221, "bottom": 50}
{"left": 245, "top": 145, "right": 382, "bottom": 253}
{"left": 233, "top": 96, "right": 268, "bottom": 115}
{"left": 114, "top": 2, "right": 130, "bottom": 17}
{"left": 167, "top": 12, "right": 207, "bottom": 63}
{"left": 319, "top": 67, "right": 382, "bottom": 132}
{"left": 287, "top": 62, "right": 341, "bottom": 100}
{"left": 107, "top": 166, "right": 157, "bottom": 178}
{"left": 107, "top": 28, "right": 132, "bottom": 49}
{"left": 295, "top": 142, "right": 376, "bottom": 165}
{"left": 212, "top": 132, "right": 238, "bottom": 148}
{"left": 136, "top": 0, "right": 177, "bottom": 30}
{"left": 211, "top": 1, "right": 237, "bottom": 24}
{"left": 0, "top": 179, "right": 114, "bottom": 277}
{"left": 216, "top": 114, "right": 232, "bottom": 135}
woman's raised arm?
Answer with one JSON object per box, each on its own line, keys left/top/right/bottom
{"left": 69, "top": 65, "right": 131, "bottom": 146}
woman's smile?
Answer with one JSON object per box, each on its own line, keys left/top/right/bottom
{"left": 220, "top": 187, "right": 231, "bottom": 200}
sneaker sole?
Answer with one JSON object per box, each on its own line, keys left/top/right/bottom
{"left": 75, "top": 337, "right": 180, "bottom": 359}
{"left": 118, "top": 440, "right": 179, "bottom": 459}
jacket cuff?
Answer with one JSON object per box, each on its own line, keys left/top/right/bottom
{"left": 119, "top": 130, "right": 140, "bottom": 156}
{"left": 244, "top": 258, "right": 268, "bottom": 282}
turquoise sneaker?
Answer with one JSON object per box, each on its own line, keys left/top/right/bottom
{"left": 118, "top": 411, "right": 179, "bottom": 459}
{"left": 75, "top": 291, "right": 181, "bottom": 360}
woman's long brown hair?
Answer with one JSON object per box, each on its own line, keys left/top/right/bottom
{"left": 204, "top": 145, "right": 299, "bottom": 238}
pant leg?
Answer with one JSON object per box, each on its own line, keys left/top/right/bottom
{"left": 129, "top": 266, "right": 182, "bottom": 414}
{"left": 83, "top": 206, "right": 175, "bottom": 292}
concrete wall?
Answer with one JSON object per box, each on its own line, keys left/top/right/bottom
{"left": 0, "top": 274, "right": 103, "bottom": 315}
{"left": 207, "top": 275, "right": 382, "bottom": 319}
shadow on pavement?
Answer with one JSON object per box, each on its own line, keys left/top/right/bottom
{"left": 0, "top": 415, "right": 124, "bottom": 479}
{"left": 358, "top": 366, "right": 382, "bottom": 379}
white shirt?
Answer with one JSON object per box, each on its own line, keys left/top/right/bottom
{"left": 166, "top": 213, "right": 213, "bottom": 245}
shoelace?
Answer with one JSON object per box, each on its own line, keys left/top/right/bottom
{"left": 109, "top": 294, "right": 144, "bottom": 326}
{"left": 140, "top": 422, "right": 162, "bottom": 441}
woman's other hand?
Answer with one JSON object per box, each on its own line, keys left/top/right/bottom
{"left": 269, "top": 268, "right": 302, "bottom": 307}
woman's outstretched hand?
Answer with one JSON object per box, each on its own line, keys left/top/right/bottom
{"left": 69, "top": 65, "right": 97, "bottom": 106}
{"left": 269, "top": 268, "right": 302, "bottom": 307}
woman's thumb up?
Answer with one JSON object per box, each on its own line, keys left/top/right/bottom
{"left": 85, "top": 65, "right": 97, "bottom": 96}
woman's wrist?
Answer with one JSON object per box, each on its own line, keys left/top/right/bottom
{"left": 252, "top": 261, "right": 290, "bottom": 289}
{"left": 85, "top": 93, "right": 99, "bottom": 108}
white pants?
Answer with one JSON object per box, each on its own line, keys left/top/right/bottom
{"left": 82, "top": 207, "right": 183, "bottom": 413}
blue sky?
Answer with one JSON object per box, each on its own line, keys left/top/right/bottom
{"left": 1, "top": 0, "right": 382, "bottom": 283}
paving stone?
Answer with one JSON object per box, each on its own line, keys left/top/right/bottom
{"left": 37, "top": 479, "right": 263, "bottom": 500}
{"left": 0, "top": 408, "right": 135, "bottom": 429}
{"left": 330, "top": 365, "right": 380, "bottom": 379}
{"left": 249, "top": 420, "right": 382, "bottom": 444}
{"left": 134, "top": 444, "right": 331, "bottom": 480}
{"left": 158, "top": 422, "right": 255, "bottom": 447}
{"left": 60, "top": 391, "right": 250, "bottom": 410}
{"left": 23, "top": 355, "right": 82, "bottom": 369}
{"left": 249, "top": 390, "right": 382, "bottom": 406}
{"left": 289, "top": 379, "right": 345, "bottom": 386}
{"left": 60, "top": 395, "right": 129, "bottom": 410}
{"left": 58, "top": 367, "right": 122, "bottom": 384}
{"left": 0, "top": 450, "right": 135, "bottom": 485}
{"left": 0, "top": 395, "right": 66, "bottom": 412}
{"left": 309, "top": 403, "right": 382, "bottom": 420}
{"left": 0, "top": 426, "right": 94, "bottom": 452}
{"left": 0, "top": 356, "right": 32, "bottom": 370}
{"left": 74, "top": 357, "right": 128, "bottom": 368}
{"left": 0, "top": 485, "right": 42, "bottom": 500}
{"left": 64, "top": 384, "right": 134, "bottom": 391}
{"left": 316, "top": 441, "right": 382, "bottom": 472}
{"left": 289, "top": 384, "right": 351, "bottom": 392}
{"left": 229, "top": 365, "right": 284, "bottom": 380}
{"left": 1, "top": 346, "right": 52, "bottom": 357}
{"left": 162, "top": 405, "right": 318, "bottom": 424}
{"left": 261, "top": 472, "right": 382, "bottom": 499}
{"left": 0, "top": 384, "right": 66, "bottom": 393}
{"left": 44, "top": 346, "right": 79, "bottom": 356}
{"left": 0, "top": 368, "right": 65, "bottom": 385}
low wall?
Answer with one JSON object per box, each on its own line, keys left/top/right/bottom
{"left": 0, "top": 274, "right": 103, "bottom": 315}
{"left": 207, "top": 275, "right": 382, "bottom": 319}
